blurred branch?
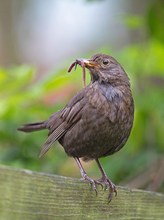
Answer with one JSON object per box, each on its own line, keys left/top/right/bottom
{"left": 121, "top": 157, "right": 164, "bottom": 192}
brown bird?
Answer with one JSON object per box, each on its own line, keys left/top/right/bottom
{"left": 18, "top": 53, "right": 134, "bottom": 201}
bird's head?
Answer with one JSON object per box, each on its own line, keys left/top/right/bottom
{"left": 68, "top": 53, "right": 130, "bottom": 87}
{"left": 79, "top": 54, "right": 130, "bottom": 86}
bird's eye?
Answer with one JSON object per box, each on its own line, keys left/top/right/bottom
{"left": 102, "top": 59, "right": 109, "bottom": 66}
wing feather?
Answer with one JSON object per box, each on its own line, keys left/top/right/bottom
{"left": 39, "top": 124, "right": 66, "bottom": 158}
{"left": 39, "top": 89, "right": 86, "bottom": 157}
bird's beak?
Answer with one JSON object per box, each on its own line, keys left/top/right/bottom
{"left": 76, "top": 58, "right": 98, "bottom": 69}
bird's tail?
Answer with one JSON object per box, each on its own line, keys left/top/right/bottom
{"left": 18, "top": 121, "right": 46, "bottom": 132}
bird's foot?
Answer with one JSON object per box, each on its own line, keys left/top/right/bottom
{"left": 82, "top": 174, "right": 104, "bottom": 195}
{"left": 97, "top": 175, "right": 117, "bottom": 202}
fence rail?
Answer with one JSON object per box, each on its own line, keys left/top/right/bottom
{"left": 0, "top": 165, "right": 163, "bottom": 220}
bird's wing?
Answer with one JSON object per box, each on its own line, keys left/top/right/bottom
{"left": 39, "top": 90, "right": 86, "bottom": 157}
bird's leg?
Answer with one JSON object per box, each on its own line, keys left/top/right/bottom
{"left": 95, "top": 159, "right": 117, "bottom": 201}
{"left": 74, "top": 157, "right": 103, "bottom": 194}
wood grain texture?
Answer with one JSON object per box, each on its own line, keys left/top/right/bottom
{"left": 0, "top": 165, "right": 163, "bottom": 220}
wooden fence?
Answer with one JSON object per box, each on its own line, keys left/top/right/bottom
{"left": 0, "top": 165, "right": 163, "bottom": 220}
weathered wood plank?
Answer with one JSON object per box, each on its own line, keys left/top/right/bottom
{"left": 0, "top": 165, "right": 163, "bottom": 220}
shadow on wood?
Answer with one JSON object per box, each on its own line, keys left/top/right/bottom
{"left": 0, "top": 165, "right": 164, "bottom": 220}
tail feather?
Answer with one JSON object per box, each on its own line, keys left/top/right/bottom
{"left": 18, "top": 121, "right": 46, "bottom": 132}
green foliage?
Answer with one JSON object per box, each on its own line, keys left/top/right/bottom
{"left": 147, "top": 0, "right": 164, "bottom": 42}
{"left": 123, "top": 15, "right": 144, "bottom": 29}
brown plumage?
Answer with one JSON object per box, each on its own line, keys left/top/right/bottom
{"left": 18, "top": 53, "right": 134, "bottom": 201}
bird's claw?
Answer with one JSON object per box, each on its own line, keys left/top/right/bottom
{"left": 97, "top": 176, "right": 117, "bottom": 202}
{"left": 82, "top": 174, "right": 103, "bottom": 195}
{"left": 82, "top": 174, "right": 117, "bottom": 202}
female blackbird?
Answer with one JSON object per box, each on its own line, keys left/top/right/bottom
{"left": 18, "top": 54, "right": 134, "bottom": 201}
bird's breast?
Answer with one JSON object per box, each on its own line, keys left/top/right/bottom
{"left": 86, "top": 82, "right": 133, "bottom": 124}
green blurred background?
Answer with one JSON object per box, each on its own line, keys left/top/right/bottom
{"left": 0, "top": 0, "right": 163, "bottom": 193}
